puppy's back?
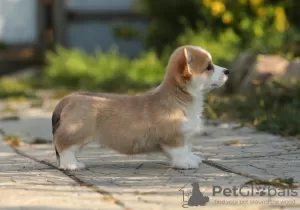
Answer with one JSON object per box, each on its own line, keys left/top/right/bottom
{"left": 52, "top": 91, "right": 170, "bottom": 154}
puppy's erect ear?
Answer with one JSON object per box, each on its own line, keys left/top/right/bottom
{"left": 183, "top": 48, "right": 192, "bottom": 77}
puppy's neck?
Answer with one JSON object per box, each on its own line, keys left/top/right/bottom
{"left": 152, "top": 75, "right": 205, "bottom": 116}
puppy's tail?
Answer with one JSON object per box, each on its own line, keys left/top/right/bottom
{"left": 52, "top": 106, "right": 61, "bottom": 135}
{"left": 52, "top": 102, "right": 63, "bottom": 166}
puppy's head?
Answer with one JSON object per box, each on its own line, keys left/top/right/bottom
{"left": 166, "top": 45, "right": 229, "bottom": 96}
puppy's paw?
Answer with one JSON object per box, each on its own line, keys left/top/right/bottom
{"left": 58, "top": 146, "right": 85, "bottom": 170}
{"left": 162, "top": 145, "right": 200, "bottom": 169}
{"left": 59, "top": 161, "right": 86, "bottom": 170}
{"left": 171, "top": 156, "right": 199, "bottom": 169}
{"left": 188, "top": 153, "right": 204, "bottom": 164}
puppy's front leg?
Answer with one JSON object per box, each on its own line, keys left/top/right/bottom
{"left": 162, "top": 144, "right": 200, "bottom": 169}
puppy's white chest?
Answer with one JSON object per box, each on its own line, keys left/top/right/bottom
{"left": 181, "top": 98, "right": 204, "bottom": 137}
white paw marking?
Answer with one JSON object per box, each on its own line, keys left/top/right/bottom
{"left": 59, "top": 162, "right": 86, "bottom": 170}
{"left": 58, "top": 145, "right": 85, "bottom": 170}
{"left": 162, "top": 145, "right": 200, "bottom": 169}
{"left": 172, "top": 155, "right": 199, "bottom": 169}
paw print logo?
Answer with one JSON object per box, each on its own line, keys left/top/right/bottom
{"left": 256, "top": 186, "right": 266, "bottom": 196}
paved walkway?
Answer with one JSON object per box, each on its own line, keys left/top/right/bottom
{"left": 0, "top": 100, "right": 300, "bottom": 210}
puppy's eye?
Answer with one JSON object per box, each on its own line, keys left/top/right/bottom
{"left": 206, "top": 63, "right": 213, "bottom": 71}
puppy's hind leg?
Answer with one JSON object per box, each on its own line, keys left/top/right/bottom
{"left": 52, "top": 99, "right": 88, "bottom": 170}
{"left": 54, "top": 131, "right": 87, "bottom": 170}
{"left": 57, "top": 145, "right": 86, "bottom": 170}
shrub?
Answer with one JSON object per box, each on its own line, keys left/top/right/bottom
{"left": 43, "top": 47, "right": 164, "bottom": 93}
{"left": 136, "top": 0, "right": 298, "bottom": 56}
{"left": 176, "top": 28, "right": 241, "bottom": 66}
{"left": 0, "top": 78, "right": 34, "bottom": 98}
{"left": 206, "top": 79, "right": 300, "bottom": 138}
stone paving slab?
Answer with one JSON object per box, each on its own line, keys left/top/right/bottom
{"left": 6, "top": 141, "right": 299, "bottom": 210}
{"left": 193, "top": 126, "right": 300, "bottom": 183}
{"left": 0, "top": 138, "right": 124, "bottom": 210}
{"left": 1, "top": 106, "right": 300, "bottom": 209}
{"left": 12, "top": 144, "right": 251, "bottom": 210}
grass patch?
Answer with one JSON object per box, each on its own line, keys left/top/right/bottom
{"left": 0, "top": 106, "right": 17, "bottom": 114}
{"left": 31, "top": 138, "right": 50, "bottom": 144}
{"left": 223, "top": 140, "right": 241, "bottom": 146}
{"left": 0, "top": 78, "right": 36, "bottom": 99}
{"left": 244, "top": 178, "right": 298, "bottom": 189}
{"left": 0, "top": 116, "right": 20, "bottom": 121}
{"left": 4, "top": 135, "right": 24, "bottom": 147}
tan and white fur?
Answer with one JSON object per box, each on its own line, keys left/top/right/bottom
{"left": 52, "top": 45, "right": 229, "bottom": 170}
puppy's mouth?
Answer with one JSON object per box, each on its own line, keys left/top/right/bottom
{"left": 220, "top": 74, "right": 228, "bottom": 81}
{"left": 211, "top": 75, "right": 228, "bottom": 87}
{"left": 210, "top": 84, "right": 220, "bottom": 88}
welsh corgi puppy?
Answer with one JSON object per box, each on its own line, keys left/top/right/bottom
{"left": 52, "top": 45, "right": 229, "bottom": 170}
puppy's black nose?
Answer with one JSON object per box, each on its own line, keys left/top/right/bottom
{"left": 223, "top": 69, "right": 229, "bottom": 75}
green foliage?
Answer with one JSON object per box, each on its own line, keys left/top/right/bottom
{"left": 0, "top": 42, "right": 8, "bottom": 51}
{"left": 43, "top": 47, "right": 164, "bottom": 93}
{"left": 135, "top": 0, "right": 203, "bottom": 53}
{"left": 0, "top": 78, "right": 34, "bottom": 98}
{"left": 136, "top": 0, "right": 298, "bottom": 56}
{"left": 206, "top": 79, "right": 300, "bottom": 138}
{"left": 285, "top": 0, "right": 300, "bottom": 32}
{"left": 176, "top": 28, "right": 240, "bottom": 65}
